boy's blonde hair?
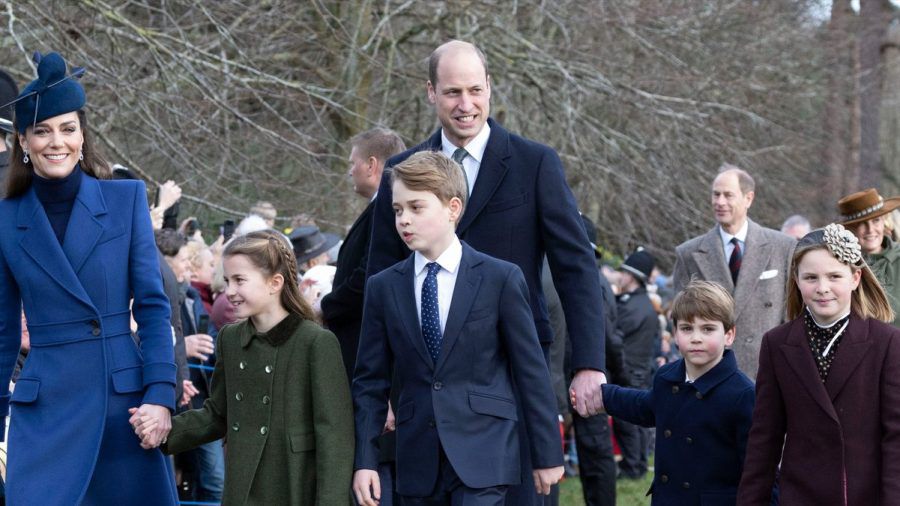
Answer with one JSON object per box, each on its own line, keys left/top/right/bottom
{"left": 390, "top": 151, "right": 467, "bottom": 214}
{"left": 670, "top": 280, "right": 736, "bottom": 331}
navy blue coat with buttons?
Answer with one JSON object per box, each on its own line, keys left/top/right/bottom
{"left": 0, "top": 175, "right": 178, "bottom": 504}
{"left": 602, "top": 350, "right": 754, "bottom": 505}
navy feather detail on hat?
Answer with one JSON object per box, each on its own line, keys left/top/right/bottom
{"left": 2, "top": 51, "right": 87, "bottom": 134}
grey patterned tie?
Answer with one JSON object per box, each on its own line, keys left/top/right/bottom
{"left": 452, "top": 147, "right": 470, "bottom": 194}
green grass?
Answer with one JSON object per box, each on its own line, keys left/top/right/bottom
{"left": 558, "top": 458, "right": 654, "bottom": 506}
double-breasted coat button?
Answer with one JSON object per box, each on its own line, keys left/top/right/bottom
{"left": 671, "top": 385, "right": 679, "bottom": 393}
{"left": 660, "top": 475, "right": 669, "bottom": 483}
{"left": 265, "top": 365, "right": 273, "bottom": 374}
{"left": 683, "top": 482, "right": 691, "bottom": 489}
{"left": 260, "top": 426, "right": 268, "bottom": 435}
{"left": 433, "top": 382, "right": 443, "bottom": 391}
{"left": 663, "top": 429, "right": 672, "bottom": 438}
{"left": 262, "top": 395, "right": 271, "bottom": 405}
{"left": 239, "top": 361, "right": 246, "bottom": 370}
{"left": 235, "top": 392, "right": 243, "bottom": 401}
{"left": 232, "top": 422, "right": 240, "bottom": 432}
{"left": 695, "top": 392, "right": 703, "bottom": 400}
{"left": 92, "top": 328, "right": 101, "bottom": 336}
{"left": 686, "top": 436, "right": 693, "bottom": 444}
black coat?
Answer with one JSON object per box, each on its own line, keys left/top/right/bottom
{"left": 616, "top": 286, "right": 658, "bottom": 388}
{"left": 321, "top": 200, "right": 374, "bottom": 381}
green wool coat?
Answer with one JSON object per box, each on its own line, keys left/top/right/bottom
{"left": 164, "top": 314, "right": 354, "bottom": 505}
{"left": 867, "top": 236, "right": 900, "bottom": 328}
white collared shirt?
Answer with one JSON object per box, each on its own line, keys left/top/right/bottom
{"left": 414, "top": 236, "right": 462, "bottom": 334}
{"left": 441, "top": 124, "right": 491, "bottom": 196}
{"left": 719, "top": 220, "right": 749, "bottom": 260}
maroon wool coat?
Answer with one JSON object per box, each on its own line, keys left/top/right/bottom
{"left": 737, "top": 313, "right": 900, "bottom": 505}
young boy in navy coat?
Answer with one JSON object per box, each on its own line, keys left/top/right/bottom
{"left": 352, "top": 151, "right": 563, "bottom": 506}
{"left": 598, "top": 280, "right": 754, "bottom": 505}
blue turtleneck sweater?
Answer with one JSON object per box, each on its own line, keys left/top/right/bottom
{"left": 32, "top": 166, "right": 83, "bottom": 245}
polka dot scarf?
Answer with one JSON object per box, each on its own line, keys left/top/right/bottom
{"left": 803, "top": 309, "right": 850, "bottom": 382}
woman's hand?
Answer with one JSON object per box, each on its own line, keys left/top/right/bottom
{"left": 128, "top": 404, "right": 172, "bottom": 449}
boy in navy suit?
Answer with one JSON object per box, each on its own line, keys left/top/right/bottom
{"left": 597, "top": 280, "right": 755, "bottom": 505}
{"left": 352, "top": 151, "right": 563, "bottom": 506}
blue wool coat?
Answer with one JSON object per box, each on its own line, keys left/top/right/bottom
{"left": 602, "top": 350, "right": 754, "bottom": 505}
{"left": 0, "top": 174, "right": 178, "bottom": 505}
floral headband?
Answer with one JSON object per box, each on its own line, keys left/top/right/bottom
{"left": 822, "top": 223, "right": 863, "bottom": 267}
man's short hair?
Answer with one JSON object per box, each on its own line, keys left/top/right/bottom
{"left": 350, "top": 128, "right": 406, "bottom": 164}
{"left": 428, "top": 40, "right": 489, "bottom": 86}
{"left": 391, "top": 151, "right": 467, "bottom": 212}
{"left": 670, "top": 280, "right": 735, "bottom": 331}
{"left": 717, "top": 163, "right": 755, "bottom": 195}
{"left": 155, "top": 228, "right": 187, "bottom": 257}
{"left": 781, "top": 214, "right": 811, "bottom": 233}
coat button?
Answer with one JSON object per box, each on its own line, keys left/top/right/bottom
{"left": 428, "top": 420, "right": 436, "bottom": 428}
{"left": 663, "top": 429, "right": 671, "bottom": 438}
{"left": 235, "top": 392, "right": 243, "bottom": 401}
{"left": 660, "top": 474, "right": 668, "bottom": 483}
{"left": 92, "top": 328, "right": 101, "bottom": 336}
{"left": 232, "top": 422, "right": 240, "bottom": 432}
{"left": 686, "top": 437, "right": 693, "bottom": 444}
{"left": 265, "top": 365, "right": 273, "bottom": 374}
{"left": 239, "top": 361, "right": 246, "bottom": 370}
{"left": 671, "top": 385, "right": 679, "bottom": 393}
{"left": 433, "top": 381, "right": 443, "bottom": 391}
{"left": 262, "top": 395, "right": 271, "bottom": 405}
{"left": 695, "top": 392, "right": 703, "bottom": 400}
{"left": 683, "top": 482, "right": 691, "bottom": 489}
{"left": 260, "top": 426, "right": 268, "bottom": 435}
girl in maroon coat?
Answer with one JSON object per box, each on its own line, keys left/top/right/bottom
{"left": 738, "top": 223, "right": 900, "bottom": 505}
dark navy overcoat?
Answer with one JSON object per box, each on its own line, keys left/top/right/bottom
{"left": 0, "top": 174, "right": 178, "bottom": 504}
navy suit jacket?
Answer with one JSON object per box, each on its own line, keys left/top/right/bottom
{"left": 353, "top": 242, "right": 563, "bottom": 496}
{"left": 367, "top": 119, "right": 605, "bottom": 371}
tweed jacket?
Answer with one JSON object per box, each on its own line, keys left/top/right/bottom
{"left": 673, "top": 220, "right": 796, "bottom": 378}
{"left": 165, "top": 315, "right": 354, "bottom": 505}
{"left": 737, "top": 314, "right": 900, "bottom": 505}
{"left": 866, "top": 237, "right": 900, "bottom": 328}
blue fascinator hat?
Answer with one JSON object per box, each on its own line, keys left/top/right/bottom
{"left": 2, "top": 52, "right": 86, "bottom": 134}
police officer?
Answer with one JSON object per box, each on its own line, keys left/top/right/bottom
{"left": 612, "top": 248, "right": 659, "bottom": 480}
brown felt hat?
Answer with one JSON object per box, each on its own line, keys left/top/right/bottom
{"left": 837, "top": 188, "right": 900, "bottom": 226}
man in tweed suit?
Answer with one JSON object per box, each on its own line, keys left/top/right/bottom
{"left": 672, "top": 165, "right": 796, "bottom": 379}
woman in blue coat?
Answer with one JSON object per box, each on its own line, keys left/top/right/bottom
{"left": 0, "top": 52, "right": 178, "bottom": 504}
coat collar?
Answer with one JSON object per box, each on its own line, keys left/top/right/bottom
{"left": 423, "top": 119, "right": 511, "bottom": 236}
{"left": 659, "top": 349, "right": 740, "bottom": 395}
{"left": 240, "top": 312, "right": 303, "bottom": 348}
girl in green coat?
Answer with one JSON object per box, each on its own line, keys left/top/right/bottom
{"left": 134, "top": 230, "right": 354, "bottom": 505}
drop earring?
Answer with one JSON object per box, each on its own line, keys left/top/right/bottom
{"left": 79, "top": 150, "right": 84, "bottom": 161}
{"left": 23, "top": 152, "right": 29, "bottom": 164}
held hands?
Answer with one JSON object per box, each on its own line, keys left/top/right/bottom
{"left": 128, "top": 404, "right": 172, "bottom": 450}
{"left": 569, "top": 369, "right": 607, "bottom": 417}
{"left": 352, "top": 469, "right": 381, "bottom": 506}
{"left": 533, "top": 466, "right": 564, "bottom": 495}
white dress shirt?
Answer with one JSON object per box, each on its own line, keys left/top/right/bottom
{"left": 414, "top": 236, "right": 463, "bottom": 334}
{"left": 719, "top": 220, "right": 749, "bottom": 260}
{"left": 441, "top": 124, "right": 491, "bottom": 196}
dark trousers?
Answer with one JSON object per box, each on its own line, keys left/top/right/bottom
{"left": 613, "top": 418, "right": 649, "bottom": 478}
{"left": 573, "top": 412, "right": 616, "bottom": 506}
{"left": 400, "top": 448, "right": 507, "bottom": 506}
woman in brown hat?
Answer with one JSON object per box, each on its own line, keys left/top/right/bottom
{"left": 838, "top": 188, "right": 900, "bottom": 327}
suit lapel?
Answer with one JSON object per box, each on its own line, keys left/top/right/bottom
{"left": 780, "top": 319, "right": 839, "bottom": 422}
{"left": 434, "top": 244, "right": 482, "bottom": 375}
{"left": 62, "top": 175, "right": 106, "bottom": 275}
{"left": 732, "top": 220, "right": 769, "bottom": 320}
{"left": 457, "top": 120, "right": 510, "bottom": 236}
{"left": 692, "top": 228, "right": 733, "bottom": 291}
{"left": 824, "top": 316, "right": 871, "bottom": 401}
{"left": 391, "top": 256, "right": 433, "bottom": 367}
{"left": 16, "top": 188, "right": 94, "bottom": 309}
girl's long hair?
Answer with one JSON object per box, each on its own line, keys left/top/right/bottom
{"left": 223, "top": 230, "right": 316, "bottom": 322}
{"left": 7, "top": 110, "right": 111, "bottom": 198}
{"left": 785, "top": 242, "right": 894, "bottom": 322}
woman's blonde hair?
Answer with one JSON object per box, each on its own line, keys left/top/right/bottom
{"left": 786, "top": 228, "right": 894, "bottom": 322}
{"left": 223, "top": 230, "right": 316, "bottom": 321}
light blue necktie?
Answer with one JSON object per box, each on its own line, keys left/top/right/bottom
{"left": 421, "top": 262, "right": 442, "bottom": 363}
